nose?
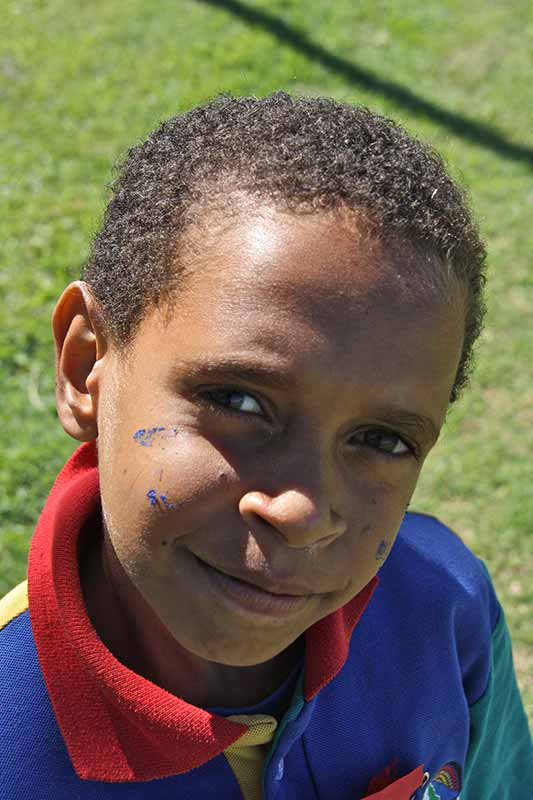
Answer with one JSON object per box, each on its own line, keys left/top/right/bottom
{"left": 239, "top": 487, "right": 347, "bottom": 549}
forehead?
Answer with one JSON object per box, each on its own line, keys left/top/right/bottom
{"left": 180, "top": 208, "right": 457, "bottom": 313}
{"left": 124, "top": 210, "right": 465, "bottom": 421}
{"left": 169, "top": 209, "right": 462, "bottom": 347}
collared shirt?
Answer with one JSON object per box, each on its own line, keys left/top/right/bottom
{"left": 1, "top": 441, "right": 532, "bottom": 799}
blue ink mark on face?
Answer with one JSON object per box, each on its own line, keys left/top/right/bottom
{"left": 147, "top": 489, "right": 177, "bottom": 510}
{"left": 133, "top": 427, "right": 166, "bottom": 447}
{"left": 147, "top": 489, "right": 158, "bottom": 506}
{"left": 160, "top": 494, "right": 177, "bottom": 510}
{"left": 375, "top": 540, "right": 389, "bottom": 562}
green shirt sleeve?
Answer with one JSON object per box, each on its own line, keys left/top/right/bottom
{"left": 463, "top": 608, "right": 533, "bottom": 798}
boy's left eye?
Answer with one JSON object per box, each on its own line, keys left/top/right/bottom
{"left": 350, "top": 429, "right": 411, "bottom": 456}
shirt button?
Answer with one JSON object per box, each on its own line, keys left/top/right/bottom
{"left": 275, "top": 759, "right": 284, "bottom": 781}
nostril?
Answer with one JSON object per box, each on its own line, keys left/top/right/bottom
{"left": 239, "top": 489, "right": 346, "bottom": 547}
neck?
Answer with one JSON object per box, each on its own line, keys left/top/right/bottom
{"left": 80, "top": 534, "right": 303, "bottom": 709}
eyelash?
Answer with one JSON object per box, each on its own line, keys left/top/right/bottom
{"left": 197, "top": 388, "right": 419, "bottom": 459}
{"left": 196, "top": 389, "right": 269, "bottom": 429}
{"left": 348, "top": 429, "right": 418, "bottom": 459}
{"left": 199, "top": 389, "right": 266, "bottom": 416}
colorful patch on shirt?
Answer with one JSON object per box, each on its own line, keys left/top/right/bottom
{"left": 422, "top": 762, "right": 462, "bottom": 799}
{"left": 365, "top": 758, "right": 400, "bottom": 793}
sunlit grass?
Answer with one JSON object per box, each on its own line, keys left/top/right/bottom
{"left": 1, "top": 0, "right": 531, "bottom": 722}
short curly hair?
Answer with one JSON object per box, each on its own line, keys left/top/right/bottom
{"left": 82, "top": 92, "right": 486, "bottom": 403}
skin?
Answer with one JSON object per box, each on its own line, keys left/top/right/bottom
{"left": 53, "top": 208, "right": 465, "bottom": 708}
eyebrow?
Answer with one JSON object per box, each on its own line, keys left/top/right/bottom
{"left": 175, "top": 356, "right": 295, "bottom": 391}
{"left": 176, "top": 356, "right": 441, "bottom": 443}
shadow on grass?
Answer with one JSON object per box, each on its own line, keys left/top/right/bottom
{"left": 199, "top": 0, "right": 533, "bottom": 169}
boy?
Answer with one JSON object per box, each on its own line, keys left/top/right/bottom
{"left": 1, "top": 93, "right": 531, "bottom": 799}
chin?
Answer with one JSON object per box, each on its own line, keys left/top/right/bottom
{"left": 172, "top": 623, "right": 300, "bottom": 668}
{"left": 208, "top": 650, "right": 286, "bottom": 668}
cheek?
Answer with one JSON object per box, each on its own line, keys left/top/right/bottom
{"left": 344, "top": 522, "right": 395, "bottom": 572}
{"left": 100, "top": 428, "right": 236, "bottom": 569}
{"left": 331, "top": 493, "right": 409, "bottom": 599}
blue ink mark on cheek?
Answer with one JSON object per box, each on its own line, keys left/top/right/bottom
{"left": 147, "top": 489, "right": 177, "bottom": 510}
{"left": 375, "top": 540, "right": 389, "bottom": 562}
{"left": 133, "top": 427, "right": 166, "bottom": 447}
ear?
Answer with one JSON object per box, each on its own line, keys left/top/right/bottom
{"left": 52, "top": 281, "right": 109, "bottom": 442}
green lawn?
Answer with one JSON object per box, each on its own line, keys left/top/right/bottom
{"left": 1, "top": 0, "right": 532, "bottom": 725}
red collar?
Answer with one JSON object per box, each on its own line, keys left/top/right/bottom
{"left": 28, "top": 442, "right": 377, "bottom": 782}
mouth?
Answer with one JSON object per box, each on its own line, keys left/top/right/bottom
{"left": 192, "top": 555, "right": 312, "bottom": 618}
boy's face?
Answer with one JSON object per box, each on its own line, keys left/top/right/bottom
{"left": 79, "top": 209, "right": 465, "bottom": 667}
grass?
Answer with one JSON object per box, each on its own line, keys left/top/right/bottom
{"left": 1, "top": 0, "right": 532, "bottom": 726}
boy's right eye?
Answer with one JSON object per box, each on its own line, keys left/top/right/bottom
{"left": 201, "top": 389, "right": 264, "bottom": 417}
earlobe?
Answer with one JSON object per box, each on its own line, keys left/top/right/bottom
{"left": 52, "top": 281, "right": 108, "bottom": 442}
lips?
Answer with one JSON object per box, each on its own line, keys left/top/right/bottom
{"left": 194, "top": 555, "right": 312, "bottom": 597}
{"left": 192, "top": 555, "right": 313, "bottom": 617}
